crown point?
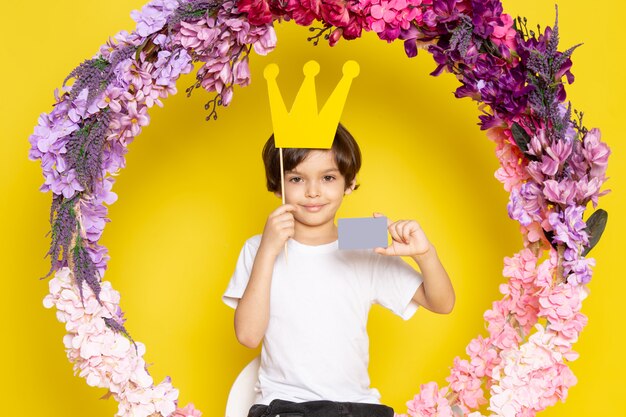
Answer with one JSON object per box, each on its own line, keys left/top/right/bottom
{"left": 342, "top": 61, "right": 360, "bottom": 78}
{"left": 303, "top": 61, "right": 320, "bottom": 77}
{"left": 264, "top": 64, "right": 279, "bottom": 80}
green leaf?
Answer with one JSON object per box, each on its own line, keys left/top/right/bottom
{"left": 582, "top": 209, "right": 608, "bottom": 256}
{"left": 511, "top": 122, "right": 538, "bottom": 160}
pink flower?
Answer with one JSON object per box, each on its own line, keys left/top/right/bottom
{"left": 447, "top": 357, "right": 486, "bottom": 411}
{"left": 491, "top": 128, "right": 530, "bottom": 192}
{"left": 582, "top": 128, "right": 610, "bottom": 179}
{"left": 173, "top": 403, "right": 203, "bottom": 417}
{"left": 542, "top": 179, "right": 577, "bottom": 206}
{"left": 97, "top": 86, "right": 125, "bottom": 113}
{"left": 250, "top": 25, "right": 277, "bottom": 55}
{"left": 362, "top": 0, "right": 422, "bottom": 41}
{"left": 179, "top": 19, "right": 220, "bottom": 52}
{"left": 538, "top": 283, "right": 589, "bottom": 345}
{"left": 490, "top": 13, "right": 516, "bottom": 49}
{"left": 407, "top": 382, "right": 453, "bottom": 417}
{"left": 233, "top": 57, "right": 251, "bottom": 87}
{"left": 119, "top": 101, "right": 150, "bottom": 138}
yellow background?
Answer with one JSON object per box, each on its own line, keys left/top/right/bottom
{"left": 1, "top": 0, "right": 623, "bottom": 416}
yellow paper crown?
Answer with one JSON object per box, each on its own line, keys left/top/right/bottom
{"left": 264, "top": 60, "right": 360, "bottom": 149}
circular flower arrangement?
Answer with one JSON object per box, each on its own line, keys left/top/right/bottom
{"left": 29, "top": 0, "right": 611, "bottom": 416}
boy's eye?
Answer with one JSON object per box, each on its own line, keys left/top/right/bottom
{"left": 289, "top": 177, "right": 302, "bottom": 183}
{"left": 323, "top": 175, "right": 336, "bottom": 181}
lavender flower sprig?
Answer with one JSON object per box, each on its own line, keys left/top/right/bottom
{"left": 520, "top": 7, "right": 581, "bottom": 143}
{"left": 70, "top": 234, "right": 102, "bottom": 303}
{"left": 63, "top": 45, "right": 135, "bottom": 107}
{"left": 64, "top": 110, "right": 111, "bottom": 194}
{"left": 167, "top": 0, "right": 223, "bottom": 28}
{"left": 41, "top": 193, "right": 80, "bottom": 281}
{"left": 103, "top": 316, "right": 138, "bottom": 353}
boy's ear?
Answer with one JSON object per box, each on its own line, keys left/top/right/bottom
{"left": 344, "top": 179, "right": 356, "bottom": 195}
{"left": 274, "top": 191, "right": 282, "bottom": 199}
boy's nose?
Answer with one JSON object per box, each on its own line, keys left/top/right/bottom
{"left": 305, "top": 184, "right": 320, "bottom": 198}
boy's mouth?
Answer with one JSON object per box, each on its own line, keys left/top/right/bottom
{"left": 301, "top": 204, "right": 326, "bottom": 212}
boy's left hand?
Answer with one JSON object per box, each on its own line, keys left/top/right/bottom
{"left": 373, "top": 212, "right": 431, "bottom": 257}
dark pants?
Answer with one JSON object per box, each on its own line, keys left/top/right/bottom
{"left": 247, "top": 399, "right": 394, "bottom": 417}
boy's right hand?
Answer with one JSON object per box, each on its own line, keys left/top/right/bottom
{"left": 259, "top": 204, "right": 297, "bottom": 257}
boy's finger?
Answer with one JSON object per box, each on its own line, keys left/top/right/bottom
{"left": 272, "top": 204, "right": 297, "bottom": 217}
{"left": 374, "top": 247, "right": 388, "bottom": 255}
{"left": 373, "top": 212, "right": 392, "bottom": 227}
{"left": 399, "top": 221, "right": 411, "bottom": 242}
{"left": 389, "top": 223, "right": 403, "bottom": 243}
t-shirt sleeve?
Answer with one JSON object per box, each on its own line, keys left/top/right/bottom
{"left": 370, "top": 254, "right": 423, "bottom": 320}
{"left": 222, "top": 235, "right": 261, "bottom": 309}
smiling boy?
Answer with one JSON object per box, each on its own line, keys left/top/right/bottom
{"left": 223, "top": 123, "right": 455, "bottom": 417}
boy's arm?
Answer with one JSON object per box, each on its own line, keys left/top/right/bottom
{"left": 410, "top": 244, "right": 455, "bottom": 314}
{"left": 234, "top": 247, "right": 277, "bottom": 348}
{"left": 234, "top": 203, "right": 296, "bottom": 348}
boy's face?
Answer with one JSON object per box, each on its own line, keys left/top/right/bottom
{"left": 276, "top": 150, "right": 355, "bottom": 229}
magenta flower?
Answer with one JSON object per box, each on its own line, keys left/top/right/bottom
{"left": 489, "top": 13, "right": 516, "bottom": 49}
{"left": 320, "top": 0, "right": 350, "bottom": 27}
{"left": 286, "top": 0, "right": 321, "bottom": 25}
{"left": 362, "top": 0, "right": 422, "bottom": 41}
{"left": 237, "top": 0, "right": 274, "bottom": 25}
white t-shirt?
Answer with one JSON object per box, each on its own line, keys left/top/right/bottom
{"left": 222, "top": 234, "right": 423, "bottom": 405}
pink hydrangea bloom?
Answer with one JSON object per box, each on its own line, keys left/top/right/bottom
{"left": 173, "top": 403, "right": 203, "bottom": 417}
{"left": 447, "top": 357, "right": 486, "bottom": 411}
{"left": 488, "top": 127, "right": 531, "bottom": 193}
{"left": 407, "top": 382, "right": 453, "bottom": 417}
{"left": 490, "top": 325, "right": 579, "bottom": 416}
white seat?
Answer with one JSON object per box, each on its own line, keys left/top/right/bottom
{"left": 225, "top": 356, "right": 261, "bottom": 417}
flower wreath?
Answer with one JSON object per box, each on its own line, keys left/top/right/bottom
{"left": 29, "top": 0, "right": 611, "bottom": 416}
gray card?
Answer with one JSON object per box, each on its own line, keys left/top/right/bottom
{"left": 338, "top": 217, "right": 389, "bottom": 250}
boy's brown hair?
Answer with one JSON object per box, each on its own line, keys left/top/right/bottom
{"left": 262, "top": 123, "right": 362, "bottom": 193}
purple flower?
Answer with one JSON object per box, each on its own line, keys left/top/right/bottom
{"left": 547, "top": 205, "right": 588, "bottom": 249}
{"left": 86, "top": 243, "right": 111, "bottom": 283}
{"left": 564, "top": 255, "right": 595, "bottom": 285}
{"left": 507, "top": 182, "right": 545, "bottom": 226}
{"left": 79, "top": 199, "right": 111, "bottom": 242}
{"left": 130, "top": 0, "right": 180, "bottom": 37}
{"left": 470, "top": 0, "right": 503, "bottom": 39}
{"left": 44, "top": 168, "right": 85, "bottom": 199}
{"left": 153, "top": 49, "right": 193, "bottom": 87}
